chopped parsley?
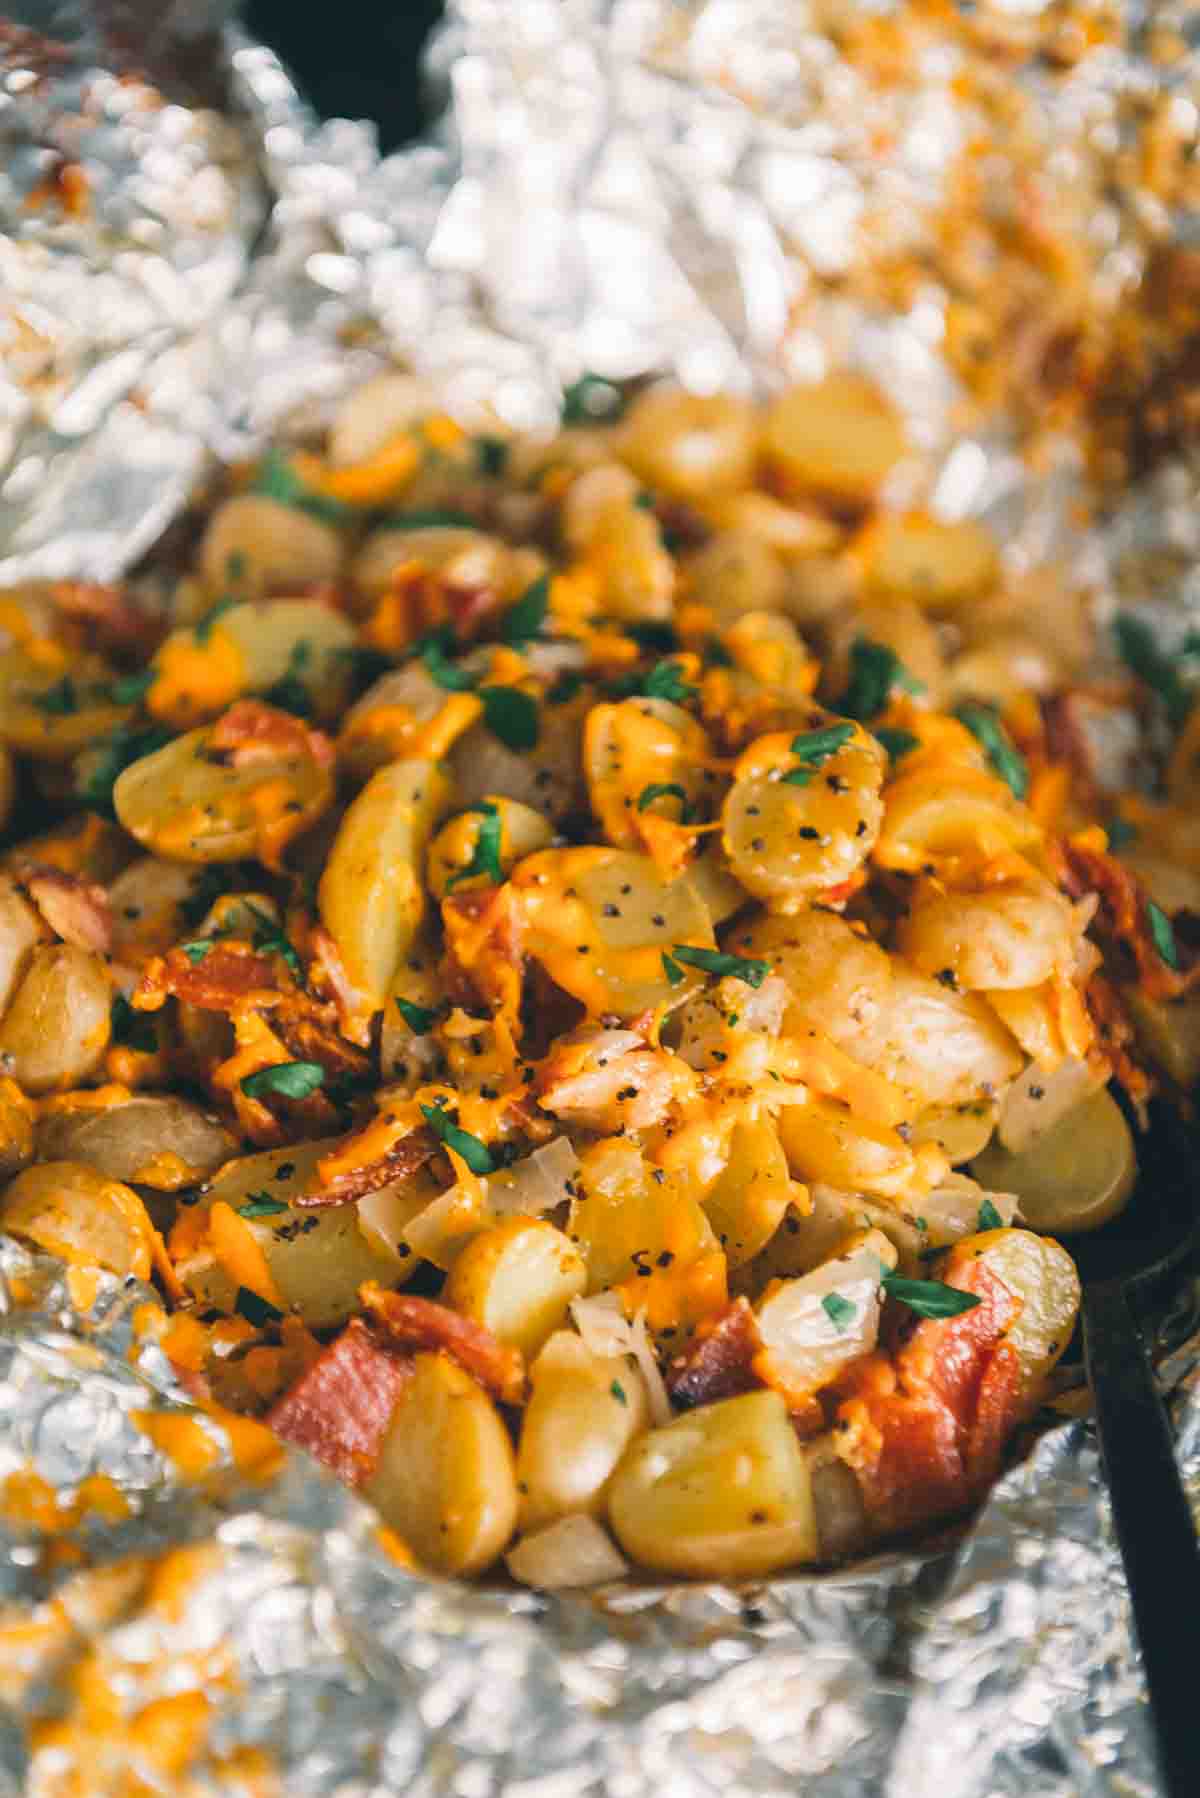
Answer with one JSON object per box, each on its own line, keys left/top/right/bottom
{"left": 244, "top": 903, "right": 304, "bottom": 982}
{"left": 396, "top": 997, "right": 439, "bottom": 1034}
{"left": 954, "top": 701, "right": 1029, "bottom": 800}
{"left": 641, "top": 659, "right": 697, "bottom": 706}
{"left": 419, "top": 628, "right": 478, "bottom": 693}
{"left": 251, "top": 446, "right": 352, "bottom": 525}
{"left": 475, "top": 436, "right": 509, "bottom": 477}
{"left": 547, "top": 670, "right": 583, "bottom": 706}
{"left": 1114, "top": 614, "right": 1195, "bottom": 729}
{"left": 77, "top": 723, "right": 173, "bottom": 817}
{"left": 234, "top": 1287, "right": 284, "bottom": 1327}
{"left": 1147, "top": 901, "right": 1180, "bottom": 970}
{"left": 108, "top": 670, "right": 156, "bottom": 706}
{"left": 501, "top": 574, "right": 550, "bottom": 646}
{"left": 610, "top": 1379, "right": 628, "bottom": 1406}
{"left": 782, "top": 722, "right": 856, "bottom": 786}
{"left": 193, "top": 595, "right": 239, "bottom": 644}
{"left": 561, "top": 373, "right": 625, "bottom": 425}
{"left": 239, "top": 1192, "right": 291, "bottom": 1219}
{"left": 661, "top": 952, "right": 686, "bottom": 988}
{"left": 480, "top": 684, "right": 540, "bottom": 751}
{"left": 180, "top": 940, "right": 213, "bottom": 964}
{"left": 874, "top": 726, "right": 920, "bottom": 764}
{"left": 1105, "top": 815, "right": 1138, "bottom": 852}
{"left": 668, "top": 945, "right": 769, "bottom": 988}
{"left": 839, "top": 638, "right": 923, "bottom": 721}
{"left": 240, "top": 1061, "right": 326, "bottom": 1101}
{"left": 977, "top": 1198, "right": 1004, "bottom": 1232}
{"left": 110, "top": 994, "right": 157, "bottom": 1055}
{"left": 821, "top": 1292, "right": 857, "bottom": 1332}
{"left": 637, "top": 782, "right": 693, "bottom": 821}
{"left": 881, "top": 1272, "right": 982, "bottom": 1319}
{"left": 31, "top": 676, "right": 79, "bottom": 716}
{"left": 419, "top": 1100, "right": 496, "bottom": 1175}
{"left": 263, "top": 640, "right": 314, "bottom": 718}
{"left": 446, "top": 801, "right": 504, "bottom": 891}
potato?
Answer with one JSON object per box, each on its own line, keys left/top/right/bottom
{"left": 113, "top": 714, "right": 334, "bottom": 866}
{"left": 683, "top": 533, "right": 787, "bottom": 622}
{"left": 107, "top": 858, "right": 212, "bottom": 962}
{"left": 899, "top": 880, "right": 1079, "bottom": 992}
{"left": 996, "top": 1054, "right": 1104, "bottom": 1155}
{"left": 447, "top": 695, "right": 588, "bottom": 826}
{"left": 318, "top": 758, "right": 452, "bottom": 1018}
{"left": 36, "top": 1096, "right": 235, "bottom": 1190}
{"left": 607, "top": 1389, "right": 819, "bottom": 1578}
{"left": 909, "top": 1101, "right": 997, "bottom": 1166}
{"left": 619, "top": 385, "right": 759, "bottom": 502}
{"left": 755, "top": 1230, "right": 897, "bottom": 1405}
{"left": 0, "top": 1161, "right": 162, "bottom": 1282}
{"left": 825, "top": 598, "right": 947, "bottom": 710}
{"left": 199, "top": 494, "right": 343, "bottom": 598}
{"left": 701, "top": 1116, "right": 793, "bottom": 1267}
{"left": 171, "top": 1141, "right": 434, "bottom": 1328}
{"left": 516, "top": 1331, "right": 649, "bottom": 1532}
{"left": 148, "top": 598, "right": 357, "bottom": 730}
{"left": 0, "top": 1079, "right": 34, "bottom": 1181}
{"left": 0, "top": 647, "right": 130, "bottom": 761}
{"left": 778, "top": 1098, "right": 932, "bottom": 1202}
{"left": 341, "top": 662, "right": 482, "bottom": 780}
{"left": 804, "top": 1433, "right": 870, "bottom": 1561}
{"left": 360, "top": 1351, "right": 518, "bottom": 1576}
{"left": 875, "top": 762, "right": 1040, "bottom": 873}
{"left": 513, "top": 847, "right": 718, "bottom": 1022}
{"left": 858, "top": 512, "right": 999, "bottom": 610}
{"left": 584, "top": 698, "right": 715, "bottom": 861}
{"left": 0, "top": 946, "right": 110, "bottom": 1094}
{"left": 506, "top": 1514, "right": 629, "bottom": 1588}
{"left": 562, "top": 464, "right": 675, "bottom": 621}
{"left": 972, "top": 1086, "right": 1135, "bottom": 1236}
{"left": 426, "top": 797, "right": 553, "bottom": 901}
{"left": 942, "top": 1228, "right": 1080, "bottom": 1410}
{"left": 763, "top": 374, "right": 907, "bottom": 506}
{"left": 0, "top": 877, "right": 44, "bottom": 1016}
{"left": 444, "top": 1218, "right": 587, "bottom": 1358}
{"left": 722, "top": 720, "right": 885, "bottom": 909}
{"left": 329, "top": 371, "right": 434, "bottom": 467}
{"left": 350, "top": 524, "right": 527, "bottom": 606}
{"left": 1125, "top": 989, "right": 1200, "bottom": 1089}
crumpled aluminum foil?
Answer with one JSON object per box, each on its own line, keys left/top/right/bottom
{"left": 2, "top": 1, "right": 1200, "bottom": 1791}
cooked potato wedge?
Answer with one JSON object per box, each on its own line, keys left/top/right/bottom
{"left": 148, "top": 598, "right": 357, "bottom": 729}
{"left": 444, "top": 1218, "right": 587, "bottom": 1359}
{"left": 0, "top": 946, "right": 110, "bottom": 1094}
{"left": 36, "top": 1096, "right": 235, "bottom": 1190}
{"left": 199, "top": 494, "right": 344, "bottom": 598}
{"left": 941, "top": 1228, "right": 1080, "bottom": 1410}
{"left": 972, "top": 1086, "right": 1135, "bottom": 1236}
{"left": 763, "top": 374, "right": 907, "bottom": 506}
{"left": 516, "top": 1331, "right": 648, "bottom": 1532}
{"left": 0, "top": 1161, "right": 163, "bottom": 1282}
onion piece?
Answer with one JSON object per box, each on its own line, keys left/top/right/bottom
{"left": 506, "top": 1514, "right": 629, "bottom": 1589}
{"left": 570, "top": 1291, "right": 671, "bottom": 1425}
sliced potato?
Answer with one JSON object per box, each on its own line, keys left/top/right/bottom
{"left": 1125, "top": 990, "right": 1200, "bottom": 1089}
{"left": 763, "top": 374, "right": 907, "bottom": 506}
{"left": 942, "top": 1228, "right": 1081, "bottom": 1409}
{"left": 996, "top": 1054, "right": 1104, "bottom": 1155}
{"left": 0, "top": 1079, "right": 35, "bottom": 1181}
{"left": 858, "top": 511, "right": 999, "bottom": 610}
{"left": 0, "top": 877, "right": 44, "bottom": 1016}
{"left": 329, "top": 371, "right": 434, "bottom": 467}
{"left": 607, "top": 1388, "right": 818, "bottom": 1578}
{"left": 444, "top": 1218, "right": 587, "bottom": 1358}
{"left": 0, "top": 946, "right": 110, "bottom": 1094}
{"left": 972, "top": 1086, "right": 1135, "bottom": 1236}
{"left": 107, "top": 858, "right": 214, "bottom": 962}
{"left": 701, "top": 1116, "right": 794, "bottom": 1267}
{"left": 199, "top": 494, "right": 343, "bottom": 598}
{"left": 360, "top": 1351, "right": 518, "bottom": 1576}
{"left": 0, "top": 1161, "right": 163, "bottom": 1282}
{"left": 148, "top": 598, "right": 357, "bottom": 730}
{"left": 426, "top": 797, "right": 553, "bottom": 901}
{"left": 0, "top": 648, "right": 131, "bottom": 761}
{"left": 516, "top": 1331, "right": 648, "bottom": 1532}
{"left": 113, "top": 714, "right": 334, "bottom": 866}
{"left": 36, "top": 1096, "right": 235, "bottom": 1190}
{"left": 899, "top": 880, "right": 1079, "bottom": 993}
{"left": 318, "top": 758, "right": 452, "bottom": 1017}
{"left": 778, "top": 1098, "right": 935, "bottom": 1202}
{"left": 619, "top": 385, "right": 758, "bottom": 503}
{"left": 909, "top": 1101, "right": 997, "bottom": 1166}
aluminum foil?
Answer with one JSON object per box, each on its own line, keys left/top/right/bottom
{"left": 3, "top": 1, "right": 1200, "bottom": 1791}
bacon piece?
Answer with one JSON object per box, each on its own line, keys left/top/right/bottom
{"left": 359, "top": 1285, "right": 525, "bottom": 1406}
{"left": 20, "top": 865, "right": 111, "bottom": 953}
{"left": 271, "top": 1001, "right": 372, "bottom": 1083}
{"left": 48, "top": 580, "right": 162, "bottom": 656}
{"left": 667, "top": 1299, "right": 763, "bottom": 1409}
{"left": 294, "top": 1125, "right": 438, "bottom": 1209}
{"left": 267, "top": 1319, "right": 412, "bottom": 1485}
{"left": 307, "top": 924, "right": 376, "bottom": 1048}
{"left": 136, "top": 942, "right": 279, "bottom": 1013}
{"left": 831, "top": 1258, "right": 1023, "bottom": 1536}
{"left": 207, "top": 700, "right": 335, "bottom": 769}
{"left": 1084, "top": 970, "right": 1154, "bottom": 1112}
{"left": 1063, "top": 842, "right": 1200, "bottom": 1001}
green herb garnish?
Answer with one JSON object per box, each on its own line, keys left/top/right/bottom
{"left": 642, "top": 659, "right": 697, "bottom": 706}
{"left": 419, "top": 628, "right": 479, "bottom": 693}
{"left": 661, "top": 952, "right": 685, "bottom": 988}
{"left": 239, "top": 1192, "right": 291, "bottom": 1219}
{"left": 396, "top": 998, "right": 439, "bottom": 1034}
{"left": 234, "top": 1287, "right": 285, "bottom": 1327}
{"left": 669, "top": 945, "right": 769, "bottom": 988}
{"left": 547, "top": 669, "right": 584, "bottom": 706}
{"left": 244, "top": 903, "right": 304, "bottom": 982}
{"left": 110, "top": 995, "right": 157, "bottom": 1055}
{"left": 954, "top": 701, "right": 1029, "bottom": 800}
{"left": 108, "top": 670, "right": 156, "bottom": 706}
{"left": 782, "top": 722, "right": 856, "bottom": 786}
{"left": 561, "top": 373, "right": 625, "bottom": 425}
{"left": 240, "top": 1061, "right": 326, "bottom": 1101}
{"left": 610, "top": 1379, "right": 628, "bottom": 1405}
{"left": 881, "top": 1273, "right": 982, "bottom": 1319}
{"left": 480, "top": 684, "right": 540, "bottom": 750}
{"left": 636, "top": 782, "right": 693, "bottom": 821}
{"left": 821, "top": 1292, "right": 857, "bottom": 1332}
{"left": 839, "top": 638, "right": 923, "bottom": 721}
{"left": 501, "top": 574, "right": 550, "bottom": 647}
{"left": 77, "top": 724, "right": 173, "bottom": 817}
{"left": 624, "top": 619, "right": 679, "bottom": 654}
{"left": 1105, "top": 815, "right": 1138, "bottom": 852}
{"left": 977, "top": 1198, "right": 1004, "bottom": 1232}
{"left": 419, "top": 1100, "right": 496, "bottom": 1175}
{"left": 446, "top": 801, "right": 504, "bottom": 892}
{"left": 874, "top": 726, "right": 920, "bottom": 763}
{"left": 251, "top": 446, "right": 352, "bottom": 526}
{"left": 180, "top": 941, "right": 212, "bottom": 964}
{"left": 32, "top": 676, "right": 79, "bottom": 716}
{"left": 475, "top": 436, "right": 509, "bottom": 477}
{"left": 193, "top": 595, "right": 239, "bottom": 645}
{"left": 263, "top": 640, "right": 314, "bottom": 719}
{"left": 1114, "top": 614, "right": 1195, "bottom": 729}
{"left": 1147, "top": 901, "right": 1180, "bottom": 970}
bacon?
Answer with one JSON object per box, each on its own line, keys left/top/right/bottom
{"left": 831, "top": 1258, "right": 1024, "bottom": 1536}
{"left": 48, "top": 580, "right": 162, "bottom": 656}
{"left": 1063, "top": 842, "right": 1200, "bottom": 1001}
{"left": 19, "top": 865, "right": 111, "bottom": 953}
{"left": 207, "top": 700, "right": 335, "bottom": 769}
{"left": 667, "top": 1299, "right": 763, "bottom": 1409}
{"left": 136, "top": 942, "right": 279, "bottom": 1013}
{"left": 294, "top": 1125, "right": 439, "bottom": 1209}
{"left": 1085, "top": 971, "right": 1154, "bottom": 1112}
{"left": 359, "top": 1285, "right": 526, "bottom": 1406}
{"left": 307, "top": 925, "right": 376, "bottom": 1048}
{"left": 266, "top": 1320, "right": 413, "bottom": 1485}
{"left": 270, "top": 1002, "right": 372, "bottom": 1084}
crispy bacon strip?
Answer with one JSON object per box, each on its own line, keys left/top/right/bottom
{"left": 667, "top": 1298, "right": 763, "bottom": 1409}
{"left": 207, "top": 700, "right": 335, "bottom": 769}
{"left": 1063, "top": 842, "right": 1200, "bottom": 1000}
{"left": 270, "top": 1002, "right": 372, "bottom": 1083}
{"left": 267, "top": 1319, "right": 412, "bottom": 1485}
{"left": 359, "top": 1285, "right": 525, "bottom": 1406}
{"left": 294, "top": 1125, "right": 438, "bottom": 1209}
{"left": 831, "top": 1258, "right": 1023, "bottom": 1537}
{"left": 20, "top": 864, "right": 111, "bottom": 953}
{"left": 48, "top": 580, "right": 163, "bottom": 656}
{"left": 135, "top": 942, "right": 279, "bottom": 1013}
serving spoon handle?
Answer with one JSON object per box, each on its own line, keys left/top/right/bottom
{"left": 1082, "top": 1280, "right": 1200, "bottom": 1797}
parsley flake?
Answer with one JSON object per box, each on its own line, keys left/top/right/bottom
{"left": 881, "top": 1273, "right": 982, "bottom": 1319}
{"left": 1105, "top": 815, "right": 1138, "bottom": 852}
{"left": 501, "top": 574, "right": 550, "bottom": 646}
{"left": 1114, "top": 614, "right": 1195, "bottom": 729}
{"left": 874, "top": 726, "right": 920, "bottom": 764}
{"left": 446, "top": 801, "right": 504, "bottom": 892}
{"left": 239, "top": 1192, "right": 291, "bottom": 1219}
{"left": 481, "top": 684, "right": 539, "bottom": 750}
{"left": 642, "top": 659, "right": 697, "bottom": 706}
{"left": 193, "top": 595, "right": 239, "bottom": 644}
{"left": 822, "top": 1291, "right": 857, "bottom": 1332}
{"left": 240, "top": 1061, "right": 326, "bottom": 1101}
{"left": 610, "top": 1379, "right": 628, "bottom": 1406}
{"left": 669, "top": 945, "right": 769, "bottom": 988}
{"left": 419, "top": 1101, "right": 496, "bottom": 1175}
{"left": 1147, "top": 901, "right": 1180, "bottom": 970}
{"left": 252, "top": 446, "right": 352, "bottom": 526}
{"left": 31, "top": 676, "right": 79, "bottom": 716}
{"left": 180, "top": 941, "right": 212, "bottom": 964}
{"left": 637, "top": 782, "right": 693, "bottom": 821}
{"left": 977, "top": 1198, "right": 1004, "bottom": 1232}
{"left": 839, "top": 638, "right": 923, "bottom": 721}
{"left": 419, "top": 628, "right": 478, "bottom": 693}
{"left": 77, "top": 724, "right": 173, "bottom": 817}
{"left": 661, "top": 952, "right": 685, "bottom": 988}
{"left": 396, "top": 997, "right": 439, "bottom": 1034}
{"left": 234, "top": 1287, "right": 285, "bottom": 1327}
{"left": 108, "top": 670, "right": 156, "bottom": 706}
{"left": 244, "top": 903, "right": 304, "bottom": 982}
{"left": 954, "top": 702, "right": 1029, "bottom": 800}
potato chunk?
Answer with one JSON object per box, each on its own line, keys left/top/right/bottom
{"left": 516, "top": 1331, "right": 648, "bottom": 1532}
{"left": 444, "top": 1218, "right": 587, "bottom": 1359}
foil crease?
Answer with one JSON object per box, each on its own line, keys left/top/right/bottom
{"left": 2, "top": 1, "right": 1200, "bottom": 1791}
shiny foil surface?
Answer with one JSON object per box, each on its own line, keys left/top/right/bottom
{"left": 2, "top": 1, "right": 1200, "bottom": 1791}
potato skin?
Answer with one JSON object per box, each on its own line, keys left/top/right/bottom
{"left": 515, "top": 1332, "right": 648, "bottom": 1533}
{"left": 0, "top": 946, "right": 110, "bottom": 1094}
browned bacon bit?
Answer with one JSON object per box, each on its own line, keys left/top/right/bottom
{"left": 1063, "top": 842, "right": 1200, "bottom": 1001}
{"left": 667, "top": 1298, "right": 764, "bottom": 1410}
{"left": 270, "top": 1004, "right": 371, "bottom": 1085}
{"left": 135, "top": 942, "right": 278, "bottom": 1013}
{"left": 48, "top": 580, "right": 162, "bottom": 657}
{"left": 207, "top": 700, "right": 336, "bottom": 769}
{"left": 359, "top": 1285, "right": 526, "bottom": 1406}
{"left": 307, "top": 925, "right": 376, "bottom": 1048}
{"left": 1041, "top": 689, "right": 1145, "bottom": 806}
{"left": 1085, "top": 971, "right": 1154, "bottom": 1115}
{"left": 295, "top": 1126, "right": 439, "bottom": 1209}
{"left": 20, "top": 864, "right": 112, "bottom": 953}
{"left": 267, "top": 1319, "right": 413, "bottom": 1486}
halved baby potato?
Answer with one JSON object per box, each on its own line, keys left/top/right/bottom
{"left": 942, "top": 1227, "right": 1081, "bottom": 1410}
{"left": 443, "top": 1218, "right": 587, "bottom": 1359}
{"left": 516, "top": 1330, "right": 648, "bottom": 1532}
{"left": 972, "top": 1086, "right": 1135, "bottom": 1236}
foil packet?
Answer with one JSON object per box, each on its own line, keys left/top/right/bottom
{"left": 2, "top": 1, "right": 1200, "bottom": 1792}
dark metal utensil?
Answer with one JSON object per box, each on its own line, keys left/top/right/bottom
{"left": 1069, "top": 1108, "right": 1200, "bottom": 1797}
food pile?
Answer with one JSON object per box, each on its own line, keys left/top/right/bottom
{"left": 0, "top": 370, "right": 1196, "bottom": 1585}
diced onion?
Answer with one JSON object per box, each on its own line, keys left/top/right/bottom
{"left": 506, "top": 1514, "right": 629, "bottom": 1589}
{"left": 570, "top": 1290, "right": 672, "bottom": 1425}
